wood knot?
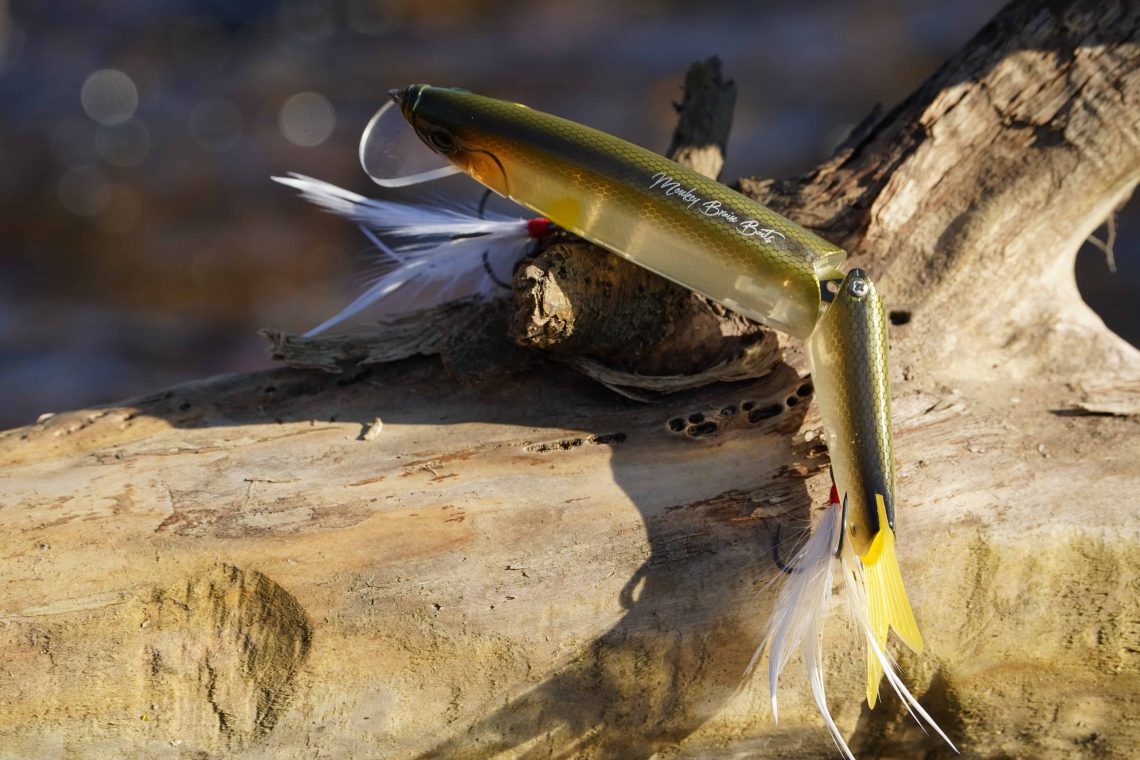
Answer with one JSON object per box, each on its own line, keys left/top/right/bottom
{"left": 143, "top": 563, "right": 312, "bottom": 750}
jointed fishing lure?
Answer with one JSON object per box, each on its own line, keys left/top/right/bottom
{"left": 280, "top": 85, "right": 956, "bottom": 758}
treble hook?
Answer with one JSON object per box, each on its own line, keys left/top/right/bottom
{"left": 476, "top": 187, "right": 493, "bottom": 219}
{"left": 771, "top": 523, "right": 802, "bottom": 575}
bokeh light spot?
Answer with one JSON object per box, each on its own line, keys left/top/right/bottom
{"left": 80, "top": 69, "right": 138, "bottom": 125}
{"left": 279, "top": 91, "right": 335, "bottom": 147}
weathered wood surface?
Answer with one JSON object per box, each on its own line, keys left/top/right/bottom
{"left": 2, "top": 1, "right": 1139, "bottom": 758}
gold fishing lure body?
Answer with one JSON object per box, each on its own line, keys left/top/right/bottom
{"left": 390, "top": 84, "right": 845, "bottom": 340}
{"left": 807, "top": 269, "right": 896, "bottom": 559}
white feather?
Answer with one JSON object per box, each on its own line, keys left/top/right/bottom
{"left": 748, "top": 502, "right": 853, "bottom": 759}
{"left": 273, "top": 174, "right": 537, "bottom": 336}
{"left": 748, "top": 502, "right": 957, "bottom": 758}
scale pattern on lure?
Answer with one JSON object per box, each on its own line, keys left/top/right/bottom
{"left": 279, "top": 85, "right": 955, "bottom": 759}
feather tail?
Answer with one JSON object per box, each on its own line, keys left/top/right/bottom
{"left": 748, "top": 501, "right": 853, "bottom": 759}
{"left": 273, "top": 173, "right": 547, "bottom": 336}
{"left": 750, "top": 489, "right": 955, "bottom": 757}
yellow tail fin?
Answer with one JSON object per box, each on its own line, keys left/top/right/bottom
{"left": 861, "top": 494, "right": 923, "bottom": 708}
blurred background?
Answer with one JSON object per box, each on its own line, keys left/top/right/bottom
{"left": 0, "top": 0, "right": 1134, "bottom": 429}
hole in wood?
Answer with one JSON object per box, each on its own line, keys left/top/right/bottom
{"left": 889, "top": 310, "right": 912, "bottom": 325}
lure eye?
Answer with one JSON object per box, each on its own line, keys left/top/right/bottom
{"left": 426, "top": 126, "right": 456, "bottom": 153}
{"left": 847, "top": 278, "right": 869, "bottom": 298}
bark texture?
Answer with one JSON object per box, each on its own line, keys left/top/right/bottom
{"left": 3, "top": 2, "right": 1140, "bottom": 759}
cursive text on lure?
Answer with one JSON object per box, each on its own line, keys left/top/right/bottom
{"left": 648, "top": 172, "right": 786, "bottom": 244}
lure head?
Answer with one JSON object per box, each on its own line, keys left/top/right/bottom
{"left": 387, "top": 84, "right": 514, "bottom": 196}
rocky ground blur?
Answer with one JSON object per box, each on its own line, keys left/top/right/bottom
{"left": 0, "top": 0, "right": 1134, "bottom": 428}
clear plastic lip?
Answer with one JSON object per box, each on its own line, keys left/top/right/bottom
{"left": 359, "top": 100, "right": 461, "bottom": 188}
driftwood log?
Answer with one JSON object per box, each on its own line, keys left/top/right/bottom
{"left": 2, "top": 1, "right": 1138, "bottom": 758}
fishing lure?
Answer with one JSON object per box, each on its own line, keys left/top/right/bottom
{"left": 280, "top": 85, "right": 954, "bottom": 757}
